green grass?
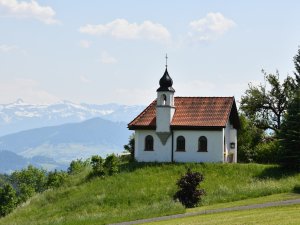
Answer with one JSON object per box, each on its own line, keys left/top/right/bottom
{"left": 146, "top": 203, "right": 300, "bottom": 225}
{"left": 0, "top": 163, "right": 299, "bottom": 225}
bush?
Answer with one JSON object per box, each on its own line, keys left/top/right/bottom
{"left": 0, "top": 184, "right": 17, "bottom": 217}
{"left": 11, "top": 165, "right": 47, "bottom": 194}
{"left": 68, "top": 159, "right": 88, "bottom": 174}
{"left": 174, "top": 169, "right": 205, "bottom": 208}
{"left": 90, "top": 155, "right": 105, "bottom": 177}
{"left": 46, "top": 170, "right": 67, "bottom": 188}
{"left": 254, "top": 140, "right": 279, "bottom": 164}
{"left": 104, "top": 154, "right": 120, "bottom": 175}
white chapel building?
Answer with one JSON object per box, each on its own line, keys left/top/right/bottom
{"left": 128, "top": 65, "right": 240, "bottom": 163}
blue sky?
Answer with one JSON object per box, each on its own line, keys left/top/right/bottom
{"left": 0, "top": 0, "right": 300, "bottom": 105}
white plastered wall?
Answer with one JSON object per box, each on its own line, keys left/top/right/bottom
{"left": 134, "top": 130, "right": 172, "bottom": 162}
{"left": 173, "top": 130, "right": 224, "bottom": 163}
{"left": 223, "top": 122, "right": 237, "bottom": 163}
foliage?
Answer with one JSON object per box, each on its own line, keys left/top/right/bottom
{"left": 278, "top": 90, "right": 300, "bottom": 170}
{"left": 124, "top": 133, "right": 135, "bottom": 160}
{"left": 253, "top": 139, "right": 279, "bottom": 164}
{"left": 294, "top": 47, "right": 300, "bottom": 87}
{"left": 174, "top": 169, "right": 205, "bottom": 208}
{"left": 0, "top": 184, "right": 17, "bottom": 217}
{"left": 10, "top": 165, "right": 47, "bottom": 192}
{"left": 46, "top": 170, "right": 67, "bottom": 189}
{"left": 104, "top": 154, "right": 120, "bottom": 175}
{"left": 237, "top": 114, "right": 264, "bottom": 162}
{"left": 10, "top": 165, "right": 47, "bottom": 202}
{"left": 90, "top": 155, "right": 105, "bottom": 177}
{"left": 68, "top": 159, "right": 89, "bottom": 175}
{"left": 240, "top": 71, "right": 296, "bottom": 133}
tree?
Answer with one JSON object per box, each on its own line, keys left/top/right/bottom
{"left": 294, "top": 47, "right": 300, "bottom": 87}
{"left": 90, "top": 155, "right": 105, "bottom": 177}
{"left": 67, "top": 159, "right": 88, "bottom": 174}
{"left": 240, "top": 71, "right": 296, "bottom": 133}
{"left": 124, "top": 134, "right": 135, "bottom": 160}
{"left": 174, "top": 169, "right": 205, "bottom": 208}
{"left": 278, "top": 90, "right": 300, "bottom": 170}
{"left": 46, "top": 170, "right": 67, "bottom": 188}
{"left": 10, "top": 165, "right": 47, "bottom": 203}
{"left": 0, "top": 184, "right": 17, "bottom": 217}
{"left": 11, "top": 165, "right": 47, "bottom": 193}
{"left": 237, "top": 114, "right": 264, "bottom": 162}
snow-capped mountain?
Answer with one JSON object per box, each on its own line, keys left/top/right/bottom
{"left": 0, "top": 99, "right": 144, "bottom": 136}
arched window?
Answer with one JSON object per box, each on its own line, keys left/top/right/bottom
{"left": 161, "top": 94, "right": 167, "bottom": 105}
{"left": 198, "top": 136, "right": 207, "bottom": 152}
{"left": 145, "top": 135, "right": 154, "bottom": 151}
{"left": 176, "top": 136, "right": 185, "bottom": 151}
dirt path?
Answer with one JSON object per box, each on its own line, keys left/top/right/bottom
{"left": 110, "top": 198, "right": 300, "bottom": 225}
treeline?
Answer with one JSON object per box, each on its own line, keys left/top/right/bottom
{"left": 0, "top": 154, "right": 121, "bottom": 217}
{"left": 238, "top": 47, "right": 300, "bottom": 170}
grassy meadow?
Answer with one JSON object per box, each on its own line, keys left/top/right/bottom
{"left": 0, "top": 163, "right": 299, "bottom": 225}
{"left": 146, "top": 203, "right": 300, "bottom": 225}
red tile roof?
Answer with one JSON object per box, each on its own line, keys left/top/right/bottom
{"left": 128, "top": 97, "right": 239, "bottom": 130}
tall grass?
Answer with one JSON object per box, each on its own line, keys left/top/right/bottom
{"left": 0, "top": 163, "right": 299, "bottom": 225}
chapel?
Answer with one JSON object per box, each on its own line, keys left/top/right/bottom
{"left": 128, "top": 61, "right": 240, "bottom": 163}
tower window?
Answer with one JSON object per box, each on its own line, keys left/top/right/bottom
{"left": 161, "top": 94, "right": 167, "bottom": 105}
{"left": 198, "top": 136, "right": 207, "bottom": 152}
{"left": 145, "top": 135, "right": 154, "bottom": 151}
{"left": 176, "top": 136, "right": 185, "bottom": 151}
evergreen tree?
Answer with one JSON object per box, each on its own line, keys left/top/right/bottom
{"left": 279, "top": 90, "right": 300, "bottom": 170}
{"left": 294, "top": 47, "right": 300, "bottom": 87}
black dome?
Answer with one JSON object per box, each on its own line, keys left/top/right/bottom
{"left": 157, "top": 68, "right": 175, "bottom": 92}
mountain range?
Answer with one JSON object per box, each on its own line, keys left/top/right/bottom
{"left": 0, "top": 99, "right": 144, "bottom": 173}
{"left": 0, "top": 99, "right": 144, "bottom": 136}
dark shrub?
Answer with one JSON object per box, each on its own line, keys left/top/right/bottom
{"left": 174, "top": 169, "right": 205, "bottom": 208}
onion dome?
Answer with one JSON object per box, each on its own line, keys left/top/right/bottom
{"left": 157, "top": 68, "right": 175, "bottom": 92}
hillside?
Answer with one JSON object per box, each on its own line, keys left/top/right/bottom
{"left": 0, "top": 163, "right": 299, "bottom": 225}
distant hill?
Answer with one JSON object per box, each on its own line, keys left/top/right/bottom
{"left": 0, "top": 151, "right": 64, "bottom": 174}
{"left": 0, "top": 117, "right": 132, "bottom": 172}
{"left": 0, "top": 99, "right": 144, "bottom": 136}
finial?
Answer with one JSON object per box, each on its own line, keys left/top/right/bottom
{"left": 165, "top": 54, "right": 168, "bottom": 68}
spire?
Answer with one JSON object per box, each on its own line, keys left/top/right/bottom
{"left": 165, "top": 54, "right": 168, "bottom": 68}
{"left": 157, "top": 55, "right": 175, "bottom": 92}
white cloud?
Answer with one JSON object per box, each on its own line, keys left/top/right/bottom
{"left": 79, "top": 19, "right": 171, "bottom": 43}
{"left": 79, "top": 40, "right": 91, "bottom": 48}
{"left": 80, "top": 75, "right": 91, "bottom": 83}
{"left": 0, "top": 78, "right": 60, "bottom": 104}
{"left": 0, "top": 44, "right": 18, "bottom": 52}
{"left": 0, "top": 0, "right": 59, "bottom": 24}
{"left": 98, "top": 51, "right": 117, "bottom": 64}
{"left": 189, "top": 13, "right": 236, "bottom": 41}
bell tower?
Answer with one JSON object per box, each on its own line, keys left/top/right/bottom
{"left": 156, "top": 55, "right": 175, "bottom": 145}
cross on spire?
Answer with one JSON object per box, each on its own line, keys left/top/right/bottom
{"left": 165, "top": 54, "right": 168, "bottom": 68}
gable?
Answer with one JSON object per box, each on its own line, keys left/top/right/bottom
{"left": 128, "top": 97, "right": 240, "bottom": 130}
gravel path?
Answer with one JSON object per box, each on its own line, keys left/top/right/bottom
{"left": 110, "top": 198, "right": 300, "bottom": 225}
